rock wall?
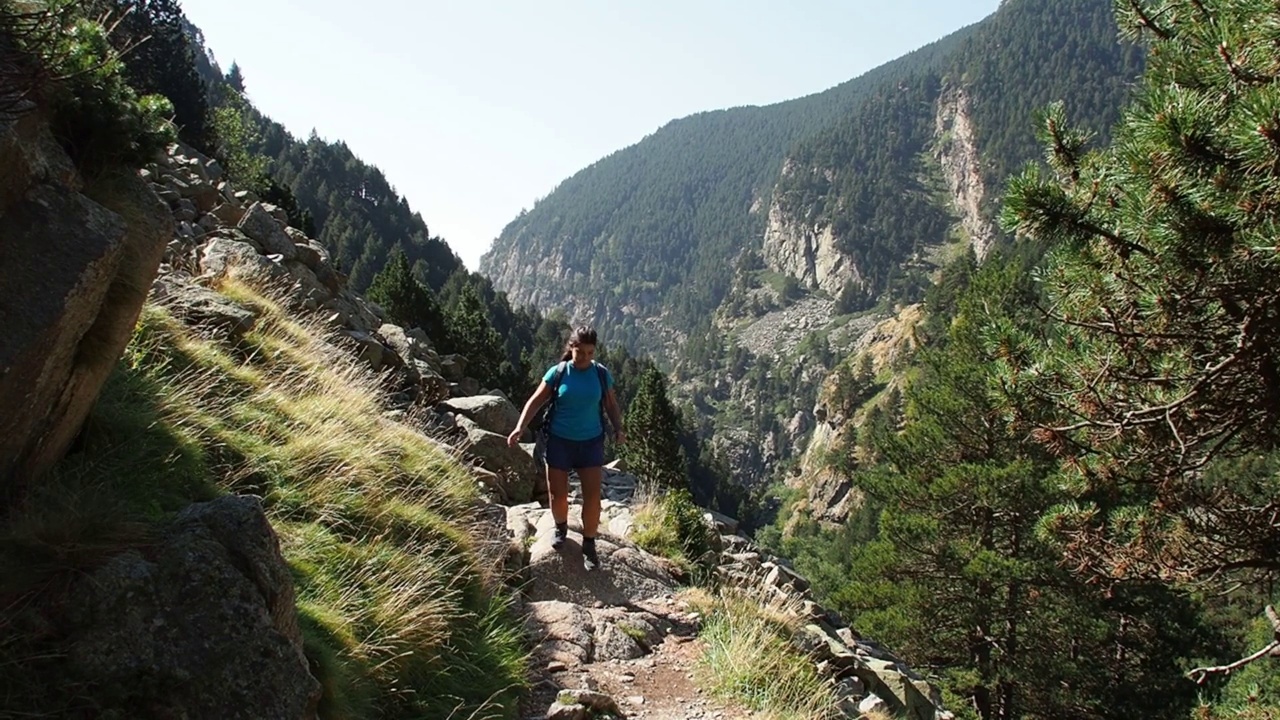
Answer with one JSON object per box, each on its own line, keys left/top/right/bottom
{"left": 0, "top": 109, "right": 173, "bottom": 489}
{"left": 760, "top": 161, "right": 865, "bottom": 295}
{"left": 479, "top": 233, "right": 597, "bottom": 326}
{"left": 935, "top": 85, "right": 996, "bottom": 260}
{"left": 788, "top": 305, "right": 924, "bottom": 529}
{"left": 53, "top": 496, "right": 321, "bottom": 718}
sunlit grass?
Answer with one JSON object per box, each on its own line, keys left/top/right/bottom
{"left": 629, "top": 485, "right": 718, "bottom": 579}
{"left": 687, "top": 587, "right": 843, "bottom": 720}
{"left": 0, "top": 278, "right": 527, "bottom": 719}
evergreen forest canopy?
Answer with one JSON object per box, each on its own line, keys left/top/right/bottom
{"left": 481, "top": 0, "right": 1145, "bottom": 354}
{"left": 761, "top": 1, "right": 1280, "bottom": 717}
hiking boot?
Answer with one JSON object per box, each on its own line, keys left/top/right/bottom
{"left": 582, "top": 537, "right": 600, "bottom": 571}
{"left": 551, "top": 523, "right": 568, "bottom": 550}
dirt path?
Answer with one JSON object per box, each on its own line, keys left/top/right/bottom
{"left": 519, "top": 614, "right": 760, "bottom": 720}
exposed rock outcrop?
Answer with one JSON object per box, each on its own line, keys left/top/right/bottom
{"left": 509, "top": 495, "right": 952, "bottom": 720}
{"left": 935, "top": 84, "right": 996, "bottom": 261}
{"left": 0, "top": 111, "right": 173, "bottom": 488}
{"left": 481, "top": 238, "right": 596, "bottom": 326}
{"left": 27, "top": 496, "right": 320, "bottom": 718}
{"left": 789, "top": 304, "right": 924, "bottom": 529}
{"left": 761, "top": 161, "right": 864, "bottom": 295}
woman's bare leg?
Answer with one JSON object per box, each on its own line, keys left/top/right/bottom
{"left": 547, "top": 467, "right": 570, "bottom": 525}
{"left": 577, "top": 465, "right": 603, "bottom": 538}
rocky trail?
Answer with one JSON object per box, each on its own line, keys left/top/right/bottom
{"left": 4, "top": 128, "right": 952, "bottom": 719}
{"left": 510, "top": 516, "right": 757, "bottom": 720}
{"left": 501, "top": 496, "right": 951, "bottom": 720}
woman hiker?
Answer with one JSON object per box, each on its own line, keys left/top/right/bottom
{"left": 507, "top": 326, "right": 625, "bottom": 571}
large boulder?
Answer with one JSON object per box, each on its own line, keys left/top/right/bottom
{"left": 515, "top": 508, "right": 680, "bottom": 607}
{"left": 236, "top": 202, "right": 296, "bottom": 260}
{"left": 199, "top": 236, "right": 287, "bottom": 285}
{"left": 455, "top": 416, "right": 539, "bottom": 503}
{"left": 0, "top": 167, "right": 171, "bottom": 487}
{"left": 58, "top": 495, "right": 321, "bottom": 717}
{"left": 150, "top": 275, "right": 257, "bottom": 341}
{"left": 525, "top": 600, "right": 669, "bottom": 669}
{"left": 438, "top": 394, "right": 520, "bottom": 435}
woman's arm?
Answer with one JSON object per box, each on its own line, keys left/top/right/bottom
{"left": 507, "top": 381, "right": 554, "bottom": 447}
{"left": 604, "top": 388, "right": 625, "bottom": 444}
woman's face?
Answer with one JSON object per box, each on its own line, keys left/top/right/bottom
{"left": 571, "top": 343, "right": 596, "bottom": 365}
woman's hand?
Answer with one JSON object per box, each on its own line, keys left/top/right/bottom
{"left": 507, "top": 428, "right": 524, "bottom": 447}
{"left": 614, "top": 429, "right": 626, "bottom": 445}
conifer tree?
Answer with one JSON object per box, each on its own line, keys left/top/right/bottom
{"left": 445, "top": 283, "right": 510, "bottom": 393}
{"left": 823, "top": 263, "right": 1207, "bottom": 719}
{"left": 86, "top": 0, "right": 212, "bottom": 151}
{"left": 1000, "top": 0, "right": 1280, "bottom": 686}
{"left": 1001, "top": 0, "right": 1280, "bottom": 590}
{"left": 620, "top": 366, "right": 687, "bottom": 491}
{"left": 225, "top": 61, "right": 245, "bottom": 94}
{"left": 366, "top": 247, "right": 447, "bottom": 346}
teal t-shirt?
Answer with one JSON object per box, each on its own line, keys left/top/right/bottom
{"left": 543, "top": 361, "right": 614, "bottom": 441}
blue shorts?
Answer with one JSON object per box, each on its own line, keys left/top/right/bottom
{"left": 544, "top": 433, "right": 605, "bottom": 471}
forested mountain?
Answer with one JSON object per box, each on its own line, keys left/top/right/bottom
{"left": 480, "top": 0, "right": 1145, "bottom": 498}
{"left": 481, "top": 0, "right": 1143, "bottom": 354}
{"left": 480, "top": 24, "right": 978, "bottom": 352}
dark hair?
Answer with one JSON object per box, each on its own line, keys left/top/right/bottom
{"left": 560, "top": 325, "right": 598, "bottom": 361}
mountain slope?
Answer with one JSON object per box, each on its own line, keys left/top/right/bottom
{"left": 481, "top": 0, "right": 1142, "bottom": 355}
{"left": 480, "top": 26, "right": 976, "bottom": 352}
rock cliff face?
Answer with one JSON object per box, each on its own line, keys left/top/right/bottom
{"left": 0, "top": 108, "right": 173, "bottom": 488}
{"left": 481, "top": 233, "right": 596, "bottom": 324}
{"left": 761, "top": 84, "right": 994, "bottom": 293}
{"left": 934, "top": 85, "right": 996, "bottom": 260}
{"left": 760, "top": 162, "right": 863, "bottom": 295}
{"left": 788, "top": 305, "right": 924, "bottom": 530}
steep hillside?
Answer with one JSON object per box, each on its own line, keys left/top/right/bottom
{"left": 480, "top": 27, "right": 975, "bottom": 353}
{"left": 481, "top": 0, "right": 1143, "bottom": 493}
{"left": 768, "top": 0, "right": 1144, "bottom": 305}
{"left": 482, "top": 0, "right": 1141, "bottom": 355}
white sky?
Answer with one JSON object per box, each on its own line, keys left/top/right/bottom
{"left": 179, "top": 1, "right": 1001, "bottom": 270}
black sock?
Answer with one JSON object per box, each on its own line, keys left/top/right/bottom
{"left": 555, "top": 522, "right": 568, "bottom": 537}
{"left": 582, "top": 535, "right": 599, "bottom": 569}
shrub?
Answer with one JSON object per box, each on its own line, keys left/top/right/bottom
{"left": 630, "top": 487, "right": 716, "bottom": 574}
{"left": 2, "top": 0, "right": 177, "bottom": 171}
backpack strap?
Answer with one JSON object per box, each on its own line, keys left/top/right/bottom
{"left": 544, "top": 361, "right": 568, "bottom": 429}
{"left": 595, "top": 364, "right": 611, "bottom": 434}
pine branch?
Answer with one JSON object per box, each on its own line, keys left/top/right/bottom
{"left": 1126, "top": 0, "right": 1172, "bottom": 40}
{"left": 1187, "top": 631, "right": 1280, "bottom": 684}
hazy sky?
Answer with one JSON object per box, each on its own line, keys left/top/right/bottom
{"left": 179, "top": 1, "right": 1001, "bottom": 270}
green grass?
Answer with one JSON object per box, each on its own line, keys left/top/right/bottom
{"left": 629, "top": 487, "right": 717, "bottom": 576}
{"left": 686, "top": 588, "right": 843, "bottom": 720}
{"left": 0, "top": 279, "right": 528, "bottom": 719}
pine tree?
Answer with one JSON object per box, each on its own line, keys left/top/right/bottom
{"left": 444, "top": 283, "right": 508, "bottom": 393}
{"left": 366, "top": 247, "right": 447, "bottom": 346}
{"left": 1000, "top": 0, "right": 1280, "bottom": 588}
{"left": 620, "top": 366, "right": 687, "bottom": 491}
{"left": 1000, "top": 0, "right": 1280, "bottom": 690}
{"left": 225, "top": 61, "right": 245, "bottom": 94}
{"left": 812, "top": 262, "right": 1207, "bottom": 719}
{"left": 86, "top": 0, "right": 212, "bottom": 152}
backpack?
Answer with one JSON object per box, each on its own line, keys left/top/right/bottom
{"left": 532, "top": 361, "right": 611, "bottom": 465}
